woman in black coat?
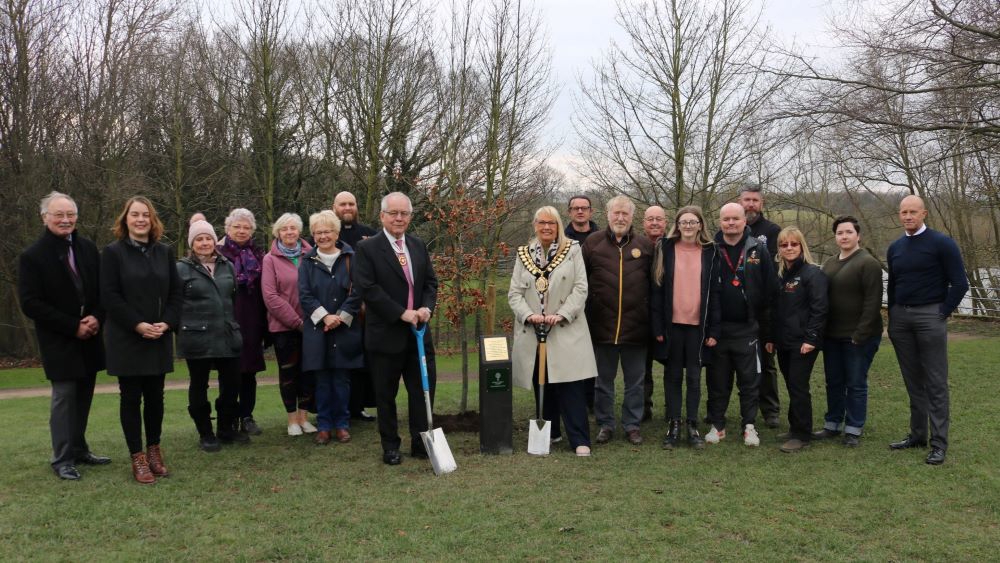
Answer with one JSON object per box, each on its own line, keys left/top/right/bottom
{"left": 177, "top": 217, "right": 246, "bottom": 452}
{"left": 100, "top": 196, "right": 183, "bottom": 484}
{"left": 765, "top": 226, "right": 828, "bottom": 453}
{"left": 217, "top": 208, "right": 268, "bottom": 435}
{"left": 649, "top": 205, "right": 719, "bottom": 449}
{"left": 298, "top": 210, "right": 364, "bottom": 445}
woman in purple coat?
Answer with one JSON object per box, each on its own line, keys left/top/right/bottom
{"left": 217, "top": 208, "right": 267, "bottom": 435}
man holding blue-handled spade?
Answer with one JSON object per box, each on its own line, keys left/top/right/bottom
{"left": 354, "top": 192, "right": 449, "bottom": 469}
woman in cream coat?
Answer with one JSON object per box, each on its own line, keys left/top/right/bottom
{"left": 509, "top": 206, "right": 597, "bottom": 456}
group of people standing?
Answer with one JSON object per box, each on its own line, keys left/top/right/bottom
{"left": 20, "top": 190, "right": 440, "bottom": 483}
{"left": 18, "top": 184, "right": 969, "bottom": 483}
{"left": 508, "top": 187, "right": 968, "bottom": 466}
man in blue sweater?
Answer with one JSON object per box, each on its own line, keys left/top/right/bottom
{"left": 887, "top": 195, "right": 968, "bottom": 465}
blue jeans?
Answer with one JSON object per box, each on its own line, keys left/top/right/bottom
{"left": 314, "top": 369, "right": 351, "bottom": 431}
{"left": 821, "top": 336, "right": 880, "bottom": 436}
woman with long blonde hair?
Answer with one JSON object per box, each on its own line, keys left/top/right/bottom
{"left": 650, "top": 205, "right": 719, "bottom": 449}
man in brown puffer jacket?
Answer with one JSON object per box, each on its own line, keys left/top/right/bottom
{"left": 582, "top": 195, "right": 654, "bottom": 445}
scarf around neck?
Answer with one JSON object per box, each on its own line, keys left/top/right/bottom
{"left": 224, "top": 237, "right": 262, "bottom": 288}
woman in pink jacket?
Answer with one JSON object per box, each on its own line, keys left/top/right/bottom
{"left": 262, "top": 213, "right": 316, "bottom": 436}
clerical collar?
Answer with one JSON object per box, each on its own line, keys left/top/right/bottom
{"left": 905, "top": 225, "right": 928, "bottom": 237}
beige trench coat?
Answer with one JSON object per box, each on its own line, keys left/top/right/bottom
{"left": 508, "top": 241, "right": 597, "bottom": 388}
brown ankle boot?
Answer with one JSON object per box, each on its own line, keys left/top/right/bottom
{"left": 146, "top": 444, "right": 170, "bottom": 477}
{"left": 130, "top": 452, "right": 156, "bottom": 484}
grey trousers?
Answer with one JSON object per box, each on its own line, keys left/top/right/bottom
{"left": 889, "top": 303, "right": 950, "bottom": 450}
{"left": 50, "top": 373, "right": 97, "bottom": 468}
{"left": 594, "top": 343, "right": 646, "bottom": 432}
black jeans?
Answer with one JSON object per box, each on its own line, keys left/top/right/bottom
{"left": 272, "top": 331, "right": 315, "bottom": 413}
{"left": 776, "top": 348, "right": 818, "bottom": 440}
{"left": 118, "top": 375, "right": 165, "bottom": 455}
{"left": 187, "top": 357, "right": 240, "bottom": 421}
{"left": 665, "top": 323, "right": 703, "bottom": 423}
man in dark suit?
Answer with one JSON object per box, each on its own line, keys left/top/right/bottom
{"left": 353, "top": 192, "right": 438, "bottom": 465}
{"left": 332, "top": 190, "right": 377, "bottom": 422}
{"left": 18, "top": 191, "right": 111, "bottom": 480}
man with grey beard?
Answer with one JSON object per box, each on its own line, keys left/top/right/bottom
{"left": 582, "top": 196, "right": 654, "bottom": 445}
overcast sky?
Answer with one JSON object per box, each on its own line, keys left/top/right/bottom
{"left": 539, "top": 0, "right": 843, "bottom": 188}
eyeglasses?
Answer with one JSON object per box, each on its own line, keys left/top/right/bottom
{"left": 644, "top": 217, "right": 666, "bottom": 222}
{"left": 569, "top": 206, "right": 591, "bottom": 212}
{"left": 48, "top": 212, "right": 77, "bottom": 220}
{"left": 678, "top": 220, "right": 701, "bottom": 227}
{"left": 778, "top": 241, "right": 801, "bottom": 248}
{"left": 535, "top": 220, "right": 557, "bottom": 227}
{"left": 312, "top": 230, "right": 336, "bottom": 237}
{"left": 383, "top": 210, "right": 412, "bottom": 218}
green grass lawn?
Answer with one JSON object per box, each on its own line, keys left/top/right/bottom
{"left": 1, "top": 338, "right": 998, "bottom": 560}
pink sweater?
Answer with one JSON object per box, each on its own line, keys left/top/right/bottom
{"left": 261, "top": 239, "right": 312, "bottom": 332}
{"left": 672, "top": 242, "right": 702, "bottom": 326}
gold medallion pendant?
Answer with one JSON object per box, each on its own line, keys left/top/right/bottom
{"left": 517, "top": 243, "right": 572, "bottom": 296}
{"left": 534, "top": 277, "right": 549, "bottom": 293}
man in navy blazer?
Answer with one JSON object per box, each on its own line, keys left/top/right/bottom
{"left": 18, "top": 191, "right": 111, "bottom": 480}
{"left": 353, "top": 192, "right": 438, "bottom": 465}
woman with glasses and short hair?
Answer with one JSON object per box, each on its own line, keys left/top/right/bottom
{"left": 765, "top": 227, "right": 828, "bottom": 453}
{"left": 262, "top": 213, "right": 317, "bottom": 436}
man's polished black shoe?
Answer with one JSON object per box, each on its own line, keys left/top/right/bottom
{"left": 382, "top": 450, "right": 402, "bottom": 465}
{"left": 411, "top": 448, "right": 429, "bottom": 460}
{"left": 55, "top": 465, "right": 81, "bottom": 480}
{"left": 925, "top": 447, "right": 946, "bottom": 465}
{"left": 76, "top": 452, "right": 111, "bottom": 465}
{"left": 889, "top": 435, "right": 928, "bottom": 450}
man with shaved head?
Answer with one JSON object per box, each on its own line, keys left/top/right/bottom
{"left": 887, "top": 195, "right": 968, "bottom": 465}
{"left": 703, "top": 202, "right": 777, "bottom": 447}
{"left": 331, "top": 191, "right": 377, "bottom": 422}
{"left": 641, "top": 205, "right": 667, "bottom": 421}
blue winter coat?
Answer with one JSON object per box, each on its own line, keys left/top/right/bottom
{"left": 298, "top": 241, "right": 364, "bottom": 372}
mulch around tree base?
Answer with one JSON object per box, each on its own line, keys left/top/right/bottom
{"left": 435, "top": 411, "right": 480, "bottom": 433}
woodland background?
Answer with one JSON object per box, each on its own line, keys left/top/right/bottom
{"left": 1, "top": 0, "right": 998, "bottom": 358}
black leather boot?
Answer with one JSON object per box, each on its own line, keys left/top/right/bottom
{"left": 662, "top": 419, "right": 681, "bottom": 450}
{"left": 188, "top": 404, "right": 220, "bottom": 452}
{"left": 687, "top": 420, "right": 705, "bottom": 449}
{"left": 216, "top": 398, "right": 250, "bottom": 444}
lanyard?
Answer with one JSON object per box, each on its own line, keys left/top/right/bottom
{"left": 721, "top": 245, "right": 745, "bottom": 287}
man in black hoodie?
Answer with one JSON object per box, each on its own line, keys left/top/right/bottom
{"left": 704, "top": 203, "right": 777, "bottom": 447}
{"left": 739, "top": 183, "right": 783, "bottom": 428}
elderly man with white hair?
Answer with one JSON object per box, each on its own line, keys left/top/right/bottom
{"left": 582, "top": 195, "right": 654, "bottom": 446}
{"left": 19, "top": 191, "right": 110, "bottom": 480}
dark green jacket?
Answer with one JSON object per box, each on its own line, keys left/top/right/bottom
{"left": 175, "top": 255, "right": 241, "bottom": 360}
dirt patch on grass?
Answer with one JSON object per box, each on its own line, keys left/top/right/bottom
{"left": 435, "top": 411, "right": 480, "bottom": 433}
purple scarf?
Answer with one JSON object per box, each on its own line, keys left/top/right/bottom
{"left": 223, "top": 237, "right": 263, "bottom": 289}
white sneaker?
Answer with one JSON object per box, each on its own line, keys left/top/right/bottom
{"left": 287, "top": 423, "right": 303, "bottom": 436}
{"left": 300, "top": 420, "right": 318, "bottom": 434}
{"left": 705, "top": 426, "right": 726, "bottom": 444}
{"left": 743, "top": 424, "right": 760, "bottom": 447}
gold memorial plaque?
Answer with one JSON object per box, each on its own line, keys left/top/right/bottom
{"left": 482, "top": 337, "right": 510, "bottom": 362}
